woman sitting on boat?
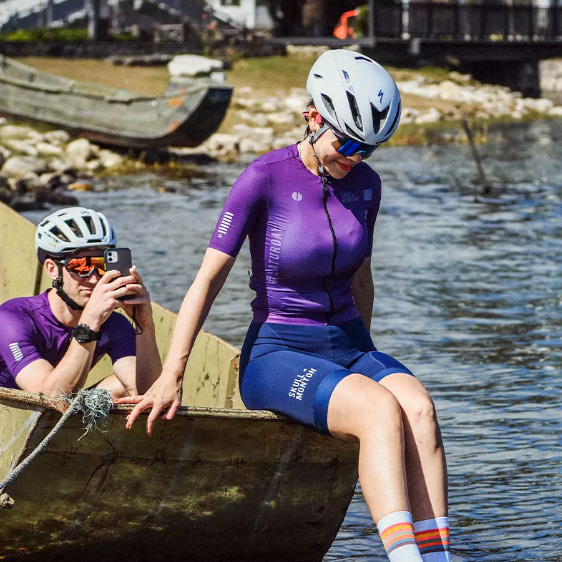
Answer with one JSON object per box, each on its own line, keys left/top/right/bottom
{"left": 120, "top": 50, "right": 450, "bottom": 562}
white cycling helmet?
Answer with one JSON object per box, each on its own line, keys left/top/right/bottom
{"left": 36, "top": 207, "right": 116, "bottom": 264}
{"left": 306, "top": 49, "right": 401, "bottom": 146}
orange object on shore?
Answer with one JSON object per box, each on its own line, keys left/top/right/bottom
{"left": 333, "top": 8, "right": 360, "bottom": 39}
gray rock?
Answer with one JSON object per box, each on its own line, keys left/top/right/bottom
{"left": 415, "top": 108, "right": 442, "bottom": 124}
{"left": 47, "top": 157, "right": 76, "bottom": 174}
{"left": 44, "top": 130, "right": 71, "bottom": 145}
{"left": 4, "top": 140, "right": 38, "bottom": 156}
{"left": 66, "top": 138, "right": 95, "bottom": 165}
{"left": 207, "top": 134, "right": 239, "bottom": 154}
{"left": 86, "top": 160, "right": 104, "bottom": 173}
{"left": 1, "top": 156, "right": 48, "bottom": 178}
{"left": 268, "top": 112, "right": 296, "bottom": 126}
{"left": 239, "top": 137, "right": 268, "bottom": 154}
{"left": 36, "top": 142, "right": 64, "bottom": 157}
{"left": 0, "top": 125, "right": 35, "bottom": 139}
{"left": 98, "top": 149, "right": 124, "bottom": 168}
{"left": 284, "top": 93, "right": 310, "bottom": 114}
{"left": 167, "top": 55, "right": 223, "bottom": 78}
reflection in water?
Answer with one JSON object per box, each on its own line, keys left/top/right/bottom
{"left": 24, "top": 120, "right": 562, "bottom": 561}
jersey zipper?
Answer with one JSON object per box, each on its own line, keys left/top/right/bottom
{"left": 321, "top": 176, "right": 337, "bottom": 323}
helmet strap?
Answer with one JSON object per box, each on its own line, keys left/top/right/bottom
{"left": 308, "top": 125, "right": 330, "bottom": 177}
{"left": 53, "top": 263, "right": 84, "bottom": 311}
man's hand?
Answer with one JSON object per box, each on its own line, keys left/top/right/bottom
{"left": 79, "top": 270, "right": 136, "bottom": 331}
{"left": 120, "top": 267, "right": 154, "bottom": 329}
{"left": 115, "top": 372, "right": 183, "bottom": 436}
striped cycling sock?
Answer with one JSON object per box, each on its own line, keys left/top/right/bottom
{"left": 377, "top": 511, "right": 423, "bottom": 562}
{"left": 413, "top": 517, "right": 450, "bottom": 562}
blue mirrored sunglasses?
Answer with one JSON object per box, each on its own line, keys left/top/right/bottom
{"left": 328, "top": 125, "right": 377, "bottom": 159}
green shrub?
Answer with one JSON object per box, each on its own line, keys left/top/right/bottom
{"left": 0, "top": 28, "right": 88, "bottom": 42}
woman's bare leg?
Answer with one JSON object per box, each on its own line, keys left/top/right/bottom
{"left": 379, "top": 373, "right": 448, "bottom": 522}
{"left": 327, "top": 373, "right": 410, "bottom": 522}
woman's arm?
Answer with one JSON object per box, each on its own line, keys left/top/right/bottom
{"left": 116, "top": 248, "right": 235, "bottom": 434}
{"left": 352, "top": 257, "right": 374, "bottom": 330}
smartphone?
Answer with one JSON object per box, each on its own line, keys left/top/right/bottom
{"left": 104, "top": 248, "right": 134, "bottom": 301}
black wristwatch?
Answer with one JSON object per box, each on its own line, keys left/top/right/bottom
{"left": 71, "top": 324, "right": 101, "bottom": 343}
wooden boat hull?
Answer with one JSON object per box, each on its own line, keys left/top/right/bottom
{"left": 0, "top": 55, "right": 232, "bottom": 148}
{"left": 0, "top": 202, "right": 360, "bottom": 561}
{"left": 0, "top": 389, "right": 359, "bottom": 562}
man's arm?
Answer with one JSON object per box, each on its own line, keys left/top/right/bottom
{"left": 8, "top": 271, "right": 136, "bottom": 397}
{"left": 15, "top": 342, "right": 96, "bottom": 396}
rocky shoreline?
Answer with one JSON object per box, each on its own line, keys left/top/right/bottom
{"left": 0, "top": 122, "right": 126, "bottom": 211}
{"left": 2, "top": 63, "right": 562, "bottom": 210}
{"left": 195, "top": 69, "right": 562, "bottom": 160}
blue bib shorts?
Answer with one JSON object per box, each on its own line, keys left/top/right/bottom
{"left": 239, "top": 317, "right": 414, "bottom": 435}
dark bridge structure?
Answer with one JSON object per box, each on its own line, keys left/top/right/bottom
{"left": 269, "top": 0, "right": 562, "bottom": 97}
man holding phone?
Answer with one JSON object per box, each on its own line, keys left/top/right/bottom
{"left": 0, "top": 207, "right": 161, "bottom": 398}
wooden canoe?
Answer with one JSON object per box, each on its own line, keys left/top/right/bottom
{"left": 0, "top": 55, "right": 232, "bottom": 149}
{"left": 0, "top": 202, "right": 359, "bottom": 561}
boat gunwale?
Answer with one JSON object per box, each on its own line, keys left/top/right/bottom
{"left": 0, "top": 386, "right": 283, "bottom": 422}
{"left": 0, "top": 72, "right": 233, "bottom": 103}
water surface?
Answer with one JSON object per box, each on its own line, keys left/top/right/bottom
{"left": 24, "top": 119, "right": 562, "bottom": 561}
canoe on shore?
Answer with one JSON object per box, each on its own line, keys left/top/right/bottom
{"left": 0, "top": 55, "right": 232, "bottom": 149}
{"left": 0, "top": 202, "right": 359, "bottom": 562}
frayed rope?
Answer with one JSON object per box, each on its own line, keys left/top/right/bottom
{"left": 0, "top": 388, "right": 113, "bottom": 508}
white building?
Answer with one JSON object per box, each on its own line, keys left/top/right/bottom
{"left": 206, "top": 0, "right": 273, "bottom": 30}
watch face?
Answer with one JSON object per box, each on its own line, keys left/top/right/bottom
{"left": 73, "top": 324, "right": 95, "bottom": 343}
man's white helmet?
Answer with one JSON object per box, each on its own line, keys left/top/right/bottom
{"left": 306, "top": 49, "right": 401, "bottom": 146}
{"left": 36, "top": 207, "right": 116, "bottom": 263}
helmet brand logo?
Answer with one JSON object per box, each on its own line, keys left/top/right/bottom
{"left": 378, "top": 90, "right": 384, "bottom": 103}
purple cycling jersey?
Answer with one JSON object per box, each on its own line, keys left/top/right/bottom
{"left": 209, "top": 144, "right": 381, "bottom": 325}
{"left": 0, "top": 291, "right": 136, "bottom": 389}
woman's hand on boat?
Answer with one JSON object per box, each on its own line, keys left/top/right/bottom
{"left": 115, "top": 372, "right": 183, "bottom": 435}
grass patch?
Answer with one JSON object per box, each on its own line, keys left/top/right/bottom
{"left": 225, "top": 55, "right": 316, "bottom": 95}
{"left": 16, "top": 57, "right": 170, "bottom": 96}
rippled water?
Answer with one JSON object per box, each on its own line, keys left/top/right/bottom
{"left": 24, "top": 119, "right": 562, "bottom": 561}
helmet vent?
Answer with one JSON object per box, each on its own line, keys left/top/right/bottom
{"left": 354, "top": 56, "right": 373, "bottom": 63}
{"left": 344, "top": 122, "right": 364, "bottom": 141}
{"left": 384, "top": 100, "right": 401, "bottom": 138}
{"left": 65, "top": 219, "right": 81, "bottom": 237}
{"left": 51, "top": 226, "right": 69, "bottom": 242}
{"left": 371, "top": 103, "right": 390, "bottom": 134}
{"left": 83, "top": 215, "right": 95, "bottom": 235}
{"left": 346, "top": 91, "right": 363, "bottom": 130}
{"left": 321, "top": 94, "right": 337, "bottom": 120}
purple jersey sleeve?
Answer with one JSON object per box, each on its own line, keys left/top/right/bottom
{"left": 209, "top": 159, "right": 269, "bottom": 257}
{"left": 99, "top": 312, "right": 136, "bottom": 365}
{"left": 0, "top": 308, "right": 45, "bottom": 380}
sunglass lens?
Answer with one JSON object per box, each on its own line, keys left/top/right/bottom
{"left": 360, "top": 145, "right": 376, "bottom": 159}
{"left": 65, "top": 257, "right": 106, "bottom": 277}
{"left": 335, "top": 139, "right": 376, "bottom": 159}
{"left": 337, "top": 139, "right": 363, "bottom": 157}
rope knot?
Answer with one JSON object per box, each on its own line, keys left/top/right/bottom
{"left": 0, "top": 388, "right": 113, "bottom": 508}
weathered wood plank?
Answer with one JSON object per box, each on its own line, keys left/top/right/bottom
{"left": 0, "top": 393, "right": 358, "bottom": 562}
